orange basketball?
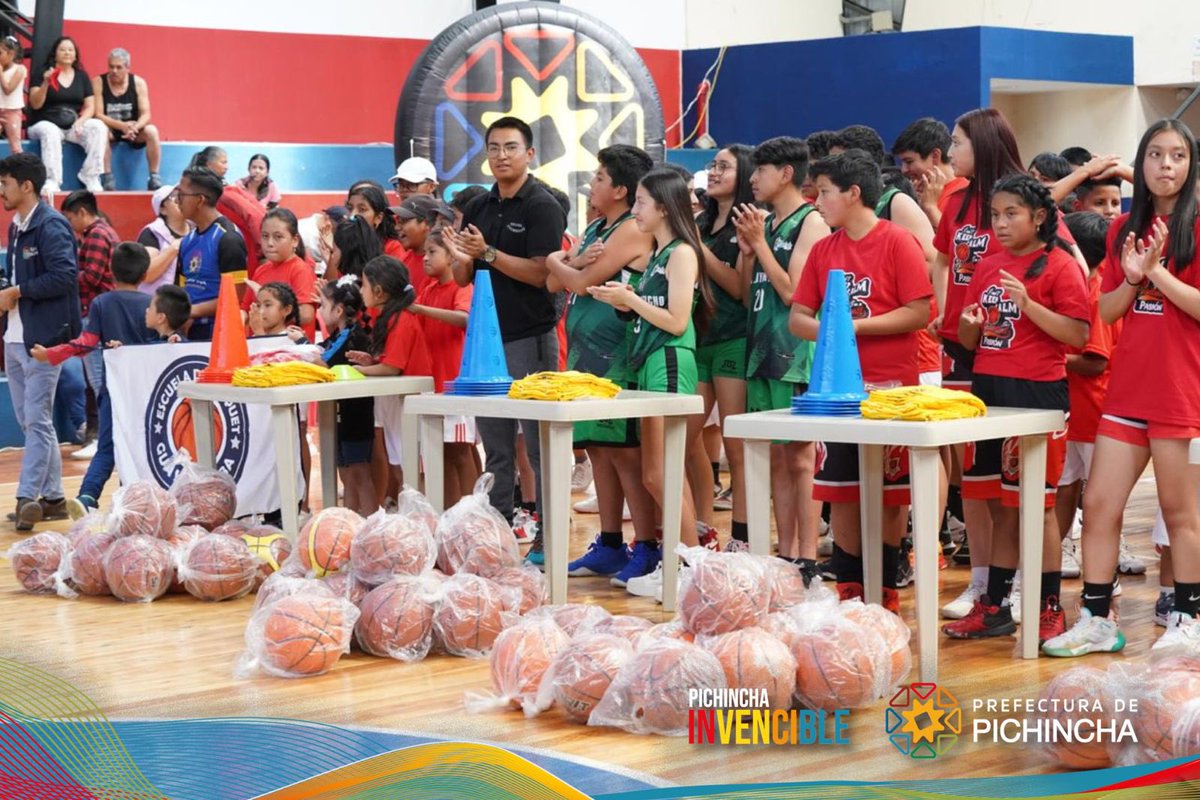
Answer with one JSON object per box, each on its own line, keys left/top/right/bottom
{"left": 10, "top": 532, "right": 69, "bottom": 594}
{"left": 321, "top": 571, "right": 370, "bottom": 606}
{"left": 164, "top": 525, "right": 208, "bottom": 593}
{"left": 170, "top": 402, "right": 223, "bottom": 483}
{"left": 764, "top": 557, "right": 809, "bottom": 612}
{"left": 433, "top": 573, "right": 511, "bottom": 657}
{"left": 586, "top": 614, "right": 654, "bottom": 644}
{"left": 104, "top": 535, "right": 174, "bottom": 602}
{"left": 356, "top": 577, "right": 437, "bottom": 661}
{"left": 1173, "top": 699, "right": 1200, "bottom": 758}
{"left": 254, "top": 572, "right": 335, "bottom": 613}
{"left": 643, "top": 620, "right": 696, "bottom": 644}
{"left": 241, "top": 525, "right": 291, "bottom": 589}
{"left": 212, "top": 519, "right": 254, "bottom": 539}
{"left": 537, "top": 603, "right": 612, "bottom": 637}
{"left": 840, "top": 600, "right": 912, "bottom": 689}
{"left": 67, "top": 510, "right": 109, "bottom": 541}
{"left": 549, "top": 634, "right": 634, "bottom": 722}
{"left": 350, "top": 512, "right": 436, "bottom": 585}
{"left": 678, "top": 553, "right": 768, "bottom": 636}
{"left": 182, "top": 534, "right": 258, "bottom": 601}
{"left": 591, "top": 640, "right": 727, "bottom": 735}
{"left": 790, "top": 617, "right": 884, "bottom": 710}
{"left": 434, "top": 499, "right": 519, "bottom": 578}
{"left": 1035, "top": 667, "right": 1116, "bottom": 769}
{"left": 1132, "top": 667, "right": 1200, "bottom": 762}
{"left": 703, "top": 627, "right": 797, "bottom": 710}
{"left": 396, "top": 486, "right": 438, "bottom": 537}
{"left": 110, "top": 481, "right": 177, "bottom": 539}
{"left": 489, "top": 617, "right": 571, "bottom": 710}
{"left": 490, "top": 566, "right": 547, "bottom": 615}
{"left": 298, "top": 508, "right": 363, "bottom": 577}
{"left": 68, "top": 530, "right": 118, "bottom": 596}
{"left": 761, "top": 610, "right": 801, "bottom": 647}
{"left": 172, "top": 467, "right": 238, "bottom": 531}
{"left": 261, "top": 594, "right": 355, "bottom": 677}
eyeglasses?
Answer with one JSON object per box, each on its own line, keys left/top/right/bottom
{"left": 706, "top": 161, "right": 734, "bottom": 175}
{"left": 170, "top": 190, "right": 203, "bottom": 200}
{"left": 486, "top": 143, "right": 526, "bottom": 156}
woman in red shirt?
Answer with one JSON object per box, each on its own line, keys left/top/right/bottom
{"left": 346, "top": 182, "right": 407, "bottom": 260}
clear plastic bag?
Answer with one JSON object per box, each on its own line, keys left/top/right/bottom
{"left": 239, "top": 524, "right": 291, "bottom": 590}
{"left": 1172, "top": 697, "right": 1200, "bottom": 758}
{"left": 698, "top": 627, "right": 796, "bottom": 711}
{"left": 531, "top": 633, "right": 635, "bottom": 722}
{"left": 396, "top": 484, "right": 439, "bottom": 538}
{"left": 167, "top": 449, "right": 237, "bottom": 531}
{"left": 434, "top": 474, "right": 519, "bottom": 577}
{"left": 350, "top": 508, "right": 436, "bottom": 585}
{"left": 355, "top": 575, "right": 441, "bottom": 662}
{"left": 524, "top": 603, "right": 612, "bottom": 637}
{"left": 787, "top": 601, "right": 890, "bottom": 710}
{"left": 103, "top": 534, "right": 174, "bottom": 602}
{"left": 838, "top": 599, "right": 912, "bottom": 690}
{"left": 489, "top": 565, "right": 548, "bottom": 615}
{"left": 580, "top": 614, "right": 654, "bottom": 645}
{"left": 7, "top": 532, "right": 75, "bottom": 598}
{"left": 294, "top": 507, "right": 363, "bottom": 577}
{"left": 464, "top": 616, "right": 571, "bottom": 714}
{"left": 1115, "top": 658, "right": 1200, "bottom": 764}
{"left": 67, "top": 523, "right": 118, "bottom": 596}
{"left": 109, "top": 480, "right": 177, "bottom": 538}
{"left": 675, "top": 544, "right": 768, "bottom": 636}
{"left": 432, "top": 572, "right": 520, "bottom": 658}
{"left": 760, "top": 555, "right": 811, "bottom": 612}
{"left": 253, "top": 571, "right": 335, "bottom": 612}
{"left": 237, "top": 592, "right": 360, "bottom": 678}
{"left": 177, "top": 533, "right": 258, "bottom": 601}
{"left": 1033, "top": 665, "right": 1116, "bottom": 770}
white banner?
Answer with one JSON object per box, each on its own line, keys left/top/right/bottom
{"left": 105, "top": 337, "right": 303, "bottom": 518}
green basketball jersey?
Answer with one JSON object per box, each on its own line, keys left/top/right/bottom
{"left": 745, "top": 204, "right": 816, "bottom": 383}
{"left": 628, "top": 239, "right": 695, "bottom": 369}
{"left": 700, "top": 221, "right": 747, "bottom": 346}
{"left": 564, "top": 212, "right": 634, "bottom": 379}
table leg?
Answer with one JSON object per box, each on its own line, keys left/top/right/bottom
{"left": 270, "top": 405, "right": 302, "bottom": 540}
{"left": 539, "top": 421, "right": 573, "bottom": 605}
{"left": 420, "top": 415, "right": 445, "bottom": 513}
{"left": 191, "top": 399, "right": 216, "bottom": 469}
{"left": 398, "top": 395, "right": 420, "bottom": 491}
{"left": 317, "top": 401, "right": 337, "bottom": 511}
{"left": 661, "top": 416, "right": 688, "bottom": 612}
{"left": 859, "top": 444, "right": 884, "bottom": 606}
{"left": 742, "top": 439, "right": 771, "bottom": 556}
{"left": 909, "top": 446, "right": 941, "bottom": 683}
{"left": 1018, "top": 434, "right": 1048, "bottom": 660}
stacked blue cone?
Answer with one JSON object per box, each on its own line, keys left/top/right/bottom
{"left": 793, "top": 269, "right": 867, "bottom": 416}
{"left": 446, "top": 270, "right": 514, "bottom": 396}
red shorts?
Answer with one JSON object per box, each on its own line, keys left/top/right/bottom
{"left": 813, "top": 442, "right": 911, "bottom": 506}
{"left": 1096, "top": 415, "right": 1200, "bottom": 448}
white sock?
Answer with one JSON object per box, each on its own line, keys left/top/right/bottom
{"left": 971, "top": 566, "right": 988, "bottom": 587}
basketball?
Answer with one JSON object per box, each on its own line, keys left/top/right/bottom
{"left": 488, "top": 617, "right": 571, "bottom": 710}
{"left": 321, "top": 571, "right": 370, "bottom": 606}
{"left": 67, "top": 510, "right": 109, "bottom": 541}
{"left": 298, "top": 507, "right": 363, "bottom": 577}
{"left": 433, "top": 573, "right": 512, "bottom": 658}
{"left": 67, "top": 530, "right": 118, "bottom": 596}
{"left": 1036, "top": 667, "right": 1115, "bottom": 769}
{"left": 396, "top": 485, "right": 439, "bottom": 537}
{"left": 356, "top": 577, "right": 438, "bottom": 661}
{"left": 529, "top": 603, "right": 611, "bottom": 636}
{"left": 434, "top": 492, "right": 519, "bottom": 578}
{"left": 585, "top": 614, "right": 654, "bottom": 644}
{"left": 763, "top": 557, "right": 809, "bottom": 612}
{"left": 259, "top": 594, "right": 357, "bottom": 677}
{"left": 212, "top": 519, "right": 254, "bottom": 538}
{"left": 489, "top": 565, "right": 548, "bottom": 615}
{"left": 349, "top": 512, "right": 436, "bottom": 585}
{"left": 702, "top": 627, "right": 798, "bottom": 710}
{"left": 790, "top": 616, "right": 885, "bottom": 710}
{"left": 840, "top": 600, "right": 912, "bottom": 688}
{"left": 589, "top": 639, "right": 727, "bottom": 735}
{"left": 643, "top": 620, "right": 696, "bottom": 644}
{"left": 678, "top": 552, "right": 768, "bottom": 636}
{"left": 241, "top": 525, "right": 291, "bottom": 589}
{"left": 547, "top": 634, "right": 634, "bottom": 723}
{"left": 170, "top": 400, "right": 223, "bottom": 467}
{"left": 1131, "top": 666, "right": 1200, "bottom": 762}
{"left": 103, "top": 535, "right": 174, "bottom": 603}
{"left": 164, "top": 525, "right": 208, "bottom": 593}
{"left": 1173, "top": 699, "right": 1200, "bottom": 758}
{"left": 181, "top": 533, "right": 259, "bottom": 601}
{"left": 9, "top": 532, "right": 70, "bottom": 594}
{"left": 110, "top": 481, "right": 177, "bottom": 539}
{"left": 253, "top": 572, "right": 335, "bottom": 613}
{"left": 171, "top": 463, "right": 238, "bottom": 531}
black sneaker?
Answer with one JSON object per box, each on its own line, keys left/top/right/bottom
{"left": 896, "top": 538, "right": 914, "bottom": 588}
{"left": 952, "top": 536, "right": 972, "bottom": 565}
{"left": 796, "top": 558, "right": 820, "bottom": 588}
{"left": 100, "top": 172, "right": 116, "bottom": 191}
{"left": 1156, "top": 590, "right": 1175, "bottom": 627}
{"left": 147, "top": 172, "right": 164, "bottom": 191}
{"left": 817, "top": 558, "right": 836, "bottom": 582}
{"left": 942, "top": 596, "right": 1017, "bottom": 639}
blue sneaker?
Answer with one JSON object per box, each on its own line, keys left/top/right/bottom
{"left": 610, "top": 541, "right": 661, "bottom": 588}
{"left": 568, "top": 535, "right": 630, "bottom": 576}
{"left": 524, "top": 532, "right": 544, "bottom": 569}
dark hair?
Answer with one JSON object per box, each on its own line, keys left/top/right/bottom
{"left": 450, "top": 185, "right": 486, "bottom": 212}
{"left": 1116, "top": 119, "right": 1199, "bottom": 271}
{"left": 1, "top": 36, "right": 23, "bottom": 60}
{"left": 1029, "top": 152, "right": 1072, "bottom": 183}
{"left": 179, "top": 167, "right": 223, "bottom": 206}
{"left": 835, "top": 125, "right": 887, "bottom": 166}
{"left": 43, "top": 36, "right": 80, "bottom": 73}
{"left": 333, "top": 215, "right": 383, "bottom": 279}
{"left": 347, "top": 184, "right": 399, "bottom": 243}
{"left": 892, "top": 117, "right": 952, "bottom": 160}
{"left": 261, "top": 207, "right": 307, "bottom": 260}
{"left": 61, "top": 189, "right": 98, "bottom": 216}
{"left": 0, "top": 152, "right": 46, "bottom": 193}
{"left": 1075, "top": 174, "right": 1122, "bottom": 200}
{"left": 544, "top": 183, "right": 571, "bottom": 218}
{"left": 152, "top": 285, "right": 191, "bottom": 330}
{"left": 1060, "top": 146, "right": 1093, "bottom": 167}
{"left": 809, "top": 149, "right": 884, "bottom": 209}
{"left": 753, "top": 136, "right": 809, "bottom": 187}
{"left": 805, "top": 131, "right": 838, "bottom": 161}
{"left": 1063, "top": 211, "right": 1111, "bottom": 269}
{"left": 188, "top": 146, "right": 227, "bottom": 173}
{"left": 990, "top": 174, "right": 1071, "bottom": 279}
{"left": 320, "top": 277, "right": 366, "bottom": 330}
{"left": 247, "top": 153, "right": 273, "bottom": 201}
{"left": 881, "top": 166, "right": 918, "bottom": 203}
{"left": 259, "top": 281, "right": 299, "bottom": 326}
{"left": 110, "top": 241, "right": 149, "bottom": 284}
{"left": 638, "top": 169, "right": 713, "bottom": 334}
{"left": 348, "top": 178, "right": 385, "bottom": 195}
{"left": 486, "top": 116, "right": 533, "bottom": 149}
{"left": 698, "top": 144, "right": 754, "bottom": 238}
{"left": 362, "top": 255, "right": 417, "bottom": 356}
{"left": 597, "top": 144, "right": 654, "bottom": 209}
{"left": 953, "top": 108, "right": 1025, "bottom": 230}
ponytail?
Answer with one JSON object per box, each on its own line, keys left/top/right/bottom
{"left": 362, "top": 255, "right": 416, "bottom": 356}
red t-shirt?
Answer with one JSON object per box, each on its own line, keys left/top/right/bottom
{"left": 241, "top": 254, "right": 318, "bottom": 339}
{"left": 378, "top": 310, "right": 433, "bottom": 376}
{"left": 794, "top": 220, "right": 933, "bottom": 386}
{"left": 416, "top": 278, "right": 473, "bottom": 391}
{"left": 1100, "top": 212, "right": 1200, "bottom": 425}
{"left": 966, "top": 247, "right": 1089, "bottom": 382}
{"left": 937, "top": 177, "right": 970, "bottom": 214}
{"left": 918, "top": 298, "right": 942, "bottom": 374}
{"left": 1067, "top": 272, "right": 1118, "bottom": 442}
{"left": 402, "top": 247, "right": 428, "bottom": 297}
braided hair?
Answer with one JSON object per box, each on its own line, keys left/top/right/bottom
{"left": 990, "top": 174, "right": 1071, "bottom": 279}
{"left": 321, "top": 275, "right": 366, "bottom": 325}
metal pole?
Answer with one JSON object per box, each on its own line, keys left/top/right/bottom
{"left": 1172, "top": 84, "right": 1200, "bottom": 121}
{"left": 30, "top": 0, "right": 64, "bottom": 85}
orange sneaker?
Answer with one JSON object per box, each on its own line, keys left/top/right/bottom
{"left": 837, "top": 582, "right": 864, "bottom": 602}
{"left": 882, "top": 587, "right": 901, "bottom": 615}
{"left": 1039, "top": 595, "right": 1067, "bottom": 645}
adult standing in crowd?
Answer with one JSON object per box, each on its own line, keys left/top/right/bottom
{"left": 27, "top": 36, "right": 108, "bottom": 195}
{"left": 137, "top": 183, "right": 189, "bottom": 293}
{"left": 391, "top": 156, "right": 439, "bottom": 203}
{"left": 173, "top": 167, "right": 248, "bottom": 340}
{"left": 93, "top": 48, "right": 163, "bottom": 191}
{"left": 0, "top": 153, "right": 81, "bottom": 530}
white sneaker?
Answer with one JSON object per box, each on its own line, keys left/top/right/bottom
{"left": 1153, "top": 611, "right": 1200, "bottom": 656}
{"left": 71, "top": 440, "right": 98, "bottom": 461}
{"left": 817, "top": 518, "right": 833, "bottom": 557}
{"left": 1117, "top": 535, "right": 1146, "bottom": 575}
{"left": 512, "top": 509, "right": 536, "bottom": 544}
{"left": 941, "top": 582, "right": 984, "bottom": 619}
{"left": 945, "top": 514, "right": 967, "bottom": 545}
{"left": 1041, "top": 608, "right": 1125, "bottom": 657}
{"left": 723, "top": 538, "right": 750, "bottom": 553}
{"left": 80, "top": 173, "right": 103, "bottom": 193}
{"left": 1071, "top": 508, "right": 1083, "bottom": 541}
{"left": 713, "top": 486, "right": 733, "bottom": 511}
{"left": 1061, "top": 537, "right": 1081, "bottom": 579}
{"left": 1112, "top": 576, "right": 1122, "bottom": 597}
{"left": 626, "top": 562, "right": 663, "bottom": 598}
{"left": 1010, "top": 576, "right": 1022, "bottom": 625}
{"left": 571, "top": 459, "right": 593, "bottom": 492}
{"left": 652, "top": 564, "right": 693, "bottom": 604}
{"left": 570, "top": 492, "right": 631, "bottom": 519}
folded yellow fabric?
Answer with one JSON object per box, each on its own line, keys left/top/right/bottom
{"left": 508, "top": 371, "right": 621, "bottom": 401}
{"left": 860, "top": 385, "right": 987, "bottom": 421}
{"left": 232, "top": 362, "right": 336, "bottom": 387}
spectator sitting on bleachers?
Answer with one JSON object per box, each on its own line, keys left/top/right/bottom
{"left": 28, "top": 36, "right": 108, "bottom": 195}
{"left": 0, "top": 36, "right": 27, "bottom": 155}
{"left": 189, "top": 145, "right": 228, "bottom": 178}
{"left": 191, "top": 145, "right": 264, "bottom": 280}
{"left": 94, "top": 48, "right": 163, "bottom": 191}
{"left": 137, "top": 183, "right": 190, "bottom": 294}
{"left": 235, "top": 153, "right": 281, "bottom": 209}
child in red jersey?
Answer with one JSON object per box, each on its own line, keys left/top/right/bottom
{"left": 942, "top": 175, "right": 1089, "bottom": 647}
{"left": 789, "top": 149, "right": 933, "bottom": 614}
{"left": 242, "top": 208, "right": 317, "bottom": 338}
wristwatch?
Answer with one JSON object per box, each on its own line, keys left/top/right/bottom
{"left": 482, "top": 245, "right": 497, "bottom": 264}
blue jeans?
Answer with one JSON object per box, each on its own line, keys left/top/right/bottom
{"left": 52, "top": 356, "right": 86, "bottom": 443}
{"left": 4, "top": 342, "right": 64, "bottom": 500}
{"left": 79, "top": 388, "right": 113, "bottom": 502}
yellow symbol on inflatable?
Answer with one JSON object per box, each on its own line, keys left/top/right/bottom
{"left": 575, "top": 40, "right": 634, "bottom": 102}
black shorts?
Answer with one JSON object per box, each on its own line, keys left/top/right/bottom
{"left": 814, "top": 442, "right": 911, "bottom": 505}
{"left": 337, "top": 438, "right": 373, "bottom": 467}
{"left": 942, "top": 339, "right": 975, "bottom": 391}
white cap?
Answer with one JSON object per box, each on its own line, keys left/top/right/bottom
{"left": 151, "top": 184, "right": 175, "bottom": 216}
{"left": 391, "top": 156, "right": 438, "bottom": 185}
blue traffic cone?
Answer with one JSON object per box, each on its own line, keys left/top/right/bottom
{"left": 450, "top": 269, "right": 513, "bottom": 394}
{"left": 794, "top": 269, "right": 866, "bottom": 414}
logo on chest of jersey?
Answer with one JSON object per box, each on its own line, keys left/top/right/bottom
{"left": 186, "top": 254, "right": 203, "bottom": 276}
{"left": 773, "top": 239, "right": 794, "bottom": 254}
{"left": 506, "top": 222, "right": 526, "bottom": 234}
{"left": 979, "top": 285, "right": 1020, "bottom": 349}
{"left": 952, "top": 225, "right": 991, "bottom": 285}
{"left": 843, "top": 273, "right": 873, "bottom": 320}
{"left": 1134, "top": 267, "right": 1166, "bottom": 315}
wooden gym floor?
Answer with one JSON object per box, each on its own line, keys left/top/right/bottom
{"left": 0, "top": 440, "right": 1167, "bottom": 787}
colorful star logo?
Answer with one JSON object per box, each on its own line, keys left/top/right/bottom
{"left": 886, "top": 683, "right": 962, "bottom": 759}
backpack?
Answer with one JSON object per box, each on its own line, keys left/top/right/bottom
{"left": 217, "top": 184, "right": 266, "bottom": 280}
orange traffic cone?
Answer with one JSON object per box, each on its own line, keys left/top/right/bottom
{"left": 197, "top": 274, "right": 250, "bottom": 383}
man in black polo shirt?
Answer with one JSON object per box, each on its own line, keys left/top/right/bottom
{"left": 444, "top": 116, "right": 566, "bottom": 559}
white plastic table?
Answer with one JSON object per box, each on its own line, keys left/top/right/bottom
{"left": 178, "top": 377, "right": 433, "bottom": 538}
{"left": 404, "top": 390, "right": 703, "bottom": 610}
{"left": 723, "top": 407, "right": 1065, "bottom": 682}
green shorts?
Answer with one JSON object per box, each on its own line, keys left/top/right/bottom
{"left": 696, "top": 337, "right": 747, "bottom": 384}
{"left": 574, "top": 417, "right": 638, "bottom": 448}
{"left": 746, "top": 377, "right": 805, "bottom": 413}
{"left": 634, "top": 346, "right": 698, "bottom": 394}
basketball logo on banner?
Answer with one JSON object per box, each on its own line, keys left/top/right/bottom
{"left": 395, "top": 0, "right": 666, "bottom": 230}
